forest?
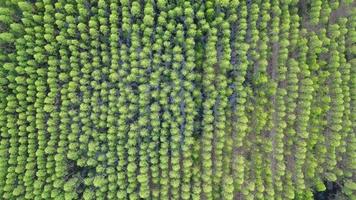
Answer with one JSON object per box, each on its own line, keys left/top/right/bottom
{"left": 0, "top": 0, "right": 355, "bottom": 199}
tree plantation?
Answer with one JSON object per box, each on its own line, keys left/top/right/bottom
{"left": 0, "top": 0, "right": 355, "bottom": 199}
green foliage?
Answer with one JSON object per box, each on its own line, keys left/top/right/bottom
{"left": 0, "top": 1, "right": 354, "bottom": 199}
{"left": 0, "top": 32, "right": 14, "bottom": 43}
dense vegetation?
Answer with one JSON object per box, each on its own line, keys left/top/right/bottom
{"left": 0, "top": 0, "right": 355, "bottom": 199}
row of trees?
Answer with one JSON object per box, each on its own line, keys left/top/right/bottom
{"left": 0, "top": 0, "right": 355, "bottom": 199}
